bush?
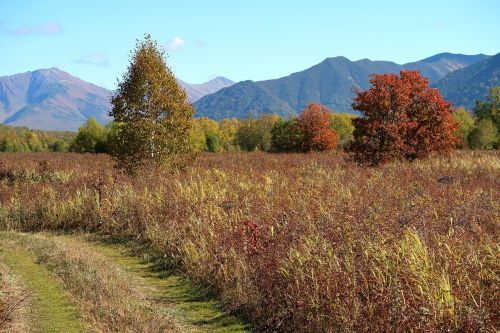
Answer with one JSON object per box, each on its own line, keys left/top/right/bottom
{"left": 236, "top": 115, "right": 280, "bottom": 151}
{"left": 330, "top": 113, "right": 355, "bottom": 149}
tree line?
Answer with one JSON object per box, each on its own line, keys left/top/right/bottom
{"left": 60, "top": 109, "right": 353, "bottom": 155}
{"left": 1, "top": 34, "right": 498, "bottom": 170}
{"left": 0, "top": 124, "right": 74, "bottom": 152}
{"left": 3, "top": 84, "right": 496, "bottom": 156}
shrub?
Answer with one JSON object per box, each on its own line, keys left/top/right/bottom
{"left": 205, "top": 133, "right": 221, "bottom": 152}
{"left": 70, "top": 117, "right": 108, "bottom": 153}
{"left": 452, "top": 107, "right": 475, "bottom": 148}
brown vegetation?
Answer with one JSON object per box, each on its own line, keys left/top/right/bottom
{"left": 0, "top": 263, "right": 30, "bottom": 333}
{"left": 0, "top": 151, "right": 498, "bottom": 332}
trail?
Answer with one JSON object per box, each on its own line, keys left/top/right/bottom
{"left": 66, "top": 234, "right": 251, "bottom": 333}
{"left": 0, "top": 239, "right": 89, "bottom": 333}
{"left": 0, "top": 232, "right": 251, "bottom": 333}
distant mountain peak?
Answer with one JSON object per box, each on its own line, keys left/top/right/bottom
{"left": 322, "top": 56, "right": 351, "bottom": 64}
{"left": 193, "top": 52, "right": 494, "bottom": 120}
{"left": 179, "top": 76, "right": 234, "bottom": 103}
{"left": 0, "top": 68, "right": 111, "bottom": 130}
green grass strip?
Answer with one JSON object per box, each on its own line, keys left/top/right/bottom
{"left": 0, "top": 239, "right": 89, "bottom": 333}
{"left": 80, "top": 236, "right": 251, "bottom": 333}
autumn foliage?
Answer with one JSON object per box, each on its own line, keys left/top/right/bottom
{"left": 298, "top": 104, "right": 338, "bottom": 151}
{"left": 272, "top": 104, "right": 338, "bottom": 152}
{"left": 349, "top": 70, "right": 458, "bottom": 165}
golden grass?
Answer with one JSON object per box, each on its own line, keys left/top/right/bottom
{"left": 0, "top": 150, "right": 498, "bottom": 332}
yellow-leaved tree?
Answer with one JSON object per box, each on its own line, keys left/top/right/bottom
{"left": 110, "top": 34, "right": 193, "bottom": 173}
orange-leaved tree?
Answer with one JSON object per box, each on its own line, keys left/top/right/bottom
{"left": 349, "top": 70, "right": 458, "bottom": 165}
{"left": 298, "top": 104, "right": 338, "bottom": 152}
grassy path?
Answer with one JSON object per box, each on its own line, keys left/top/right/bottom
{"left": 0, "top": 241, "right": 89, "bottom": 333}
{"left": 0, "top": 232, "right": 251, "bottom": 333}
{"left": 68, "top": 235, "right": 251, "bottom": 333}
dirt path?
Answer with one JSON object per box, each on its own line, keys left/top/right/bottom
{"left": 0, "top": 241, "right": 89, "bottom": 333}
{"left": 0, "top": 232, "right": 251, "bottom": 333}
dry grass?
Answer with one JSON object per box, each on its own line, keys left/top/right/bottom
{"left": 1, "top": 231, "right": 183, "bottom": 333}
{"left": 0, "top": 261, "right": 31, "bottom": 333}
{"left": 0, "top": 151, "right": 499, "bottom": 332}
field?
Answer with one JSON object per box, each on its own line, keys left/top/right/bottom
{"left": 0, "top": 151, "right": 499, "bottom": 332}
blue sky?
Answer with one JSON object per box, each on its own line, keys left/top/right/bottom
{"left": 1, "top": 0, "right": 499, "bottom": 89}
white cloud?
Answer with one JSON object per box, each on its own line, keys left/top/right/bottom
{"left": 74, "top": 52, "right": 110, "bottom": 67}
{"left": 165, "top": 36, "right": 185, "bottom": 51}
{"left": 7, "top": 21, "right": 63, "bottom": 36}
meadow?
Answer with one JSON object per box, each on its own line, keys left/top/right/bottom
{"left": 0, "top": 151, "right": 498, "bottom": 332}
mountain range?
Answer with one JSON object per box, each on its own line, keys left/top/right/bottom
{"left": 193, "top": 53, "right": 492, "bottom": 120}
{"left": 0, "top": 70, "right": 233, "bottom": 130}
{"left": 1, "top": 52, "right": 498, "bottom": 130}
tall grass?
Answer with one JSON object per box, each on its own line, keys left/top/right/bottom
{"left": 0, "top": 151, "right": 498, "bottom": 332}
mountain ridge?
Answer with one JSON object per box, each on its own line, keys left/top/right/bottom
{"left": 1, "top": 52, "right": 496, "bottom": 130}
{"left": 0, "top": 68, "right": 233, "bottom": 130}
{"left": 434, "top": 53, "right": 500, "bottom": 109}
{"left": 194, "top": 53, "right": 492, "bottom": 120}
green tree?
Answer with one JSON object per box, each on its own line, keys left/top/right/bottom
{"left": 236, "top": 119, "right": 260, "bottom": 151}
{"left": 468, "top": 119, "right": 498, "bottom": 149}
{"left": 189, "top": 117, "right": 221, "bottom": 152}
{"left": 474, "top": 87, "right": 500, "bottom": 131}
{"left": 236, "top": 115, "right": 280, "bottom": 151}
{"left": 25, "top": 132, "right": 44, "bottom": 152}
{"left": 452, "top": 107, "right": 475, "bottom": 148}
{"left": 49, "top": 139, "right": 70, "bottom": 152}
{"left": 473, "top": 87, "right": 500, "bottom": 148}
{"left": 71, "top": 117, "right": 108, "bottom": 153}
{"left": 189, "top": 120, "right": 207, "bottom": 152}
{"left": 330, "top": 113, "right": 355, "bottom": 149}
{"left": 219, "top": 118, "right": 240, "bottom": 151}
{"left": 205, "top": 133, "right": 221, "bottom": 152}
{"left": 110, "top": 34, "right": 193, "bottom": 172}
{"left": 271, "top": 118, "right": 303, "bottom": 152}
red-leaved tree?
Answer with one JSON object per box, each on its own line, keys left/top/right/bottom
{"left": 298, "top": 104, "right": 338, "bottom": 151}
{"left": 349, "top": 71, "right": 458, "bottom": 165}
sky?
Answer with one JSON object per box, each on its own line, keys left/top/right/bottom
{"left": 1, "top": 0, "right": 499, "bottom": 89}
